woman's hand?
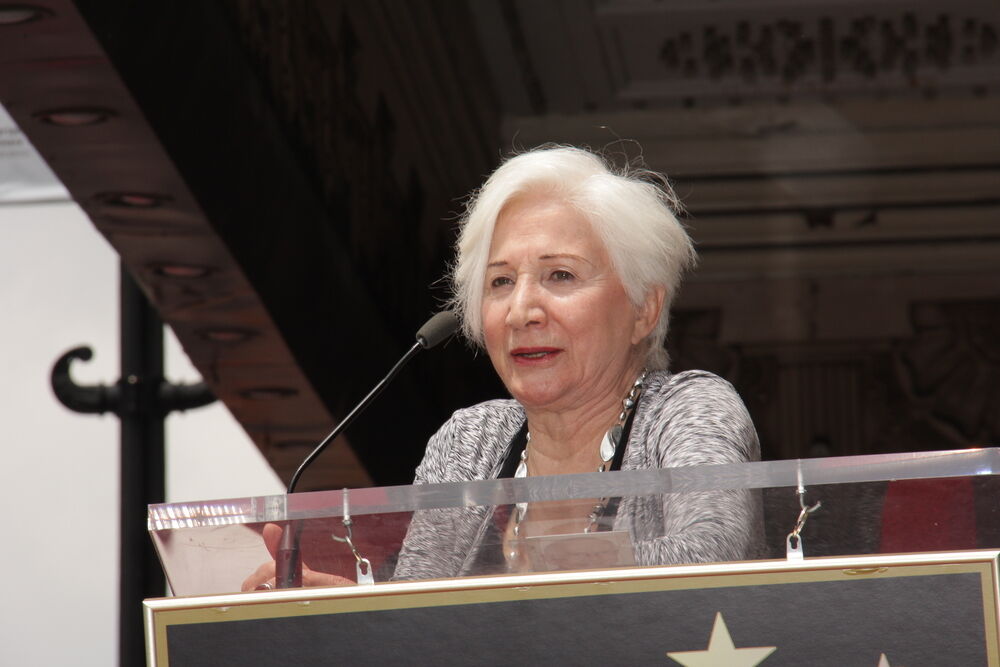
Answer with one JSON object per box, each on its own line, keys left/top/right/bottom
{"left": 241, "top": 523, "right": 355, "bottom": 591}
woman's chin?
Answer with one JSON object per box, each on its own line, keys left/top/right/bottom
{"left": 507, "top": 379, "right": 569, "bottom": 411}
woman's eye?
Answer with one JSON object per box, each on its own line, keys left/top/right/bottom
{"left": 490, "top": 276, "right": 513, "bottom": 288}
{"left": 550, "top": 270, "right": 574, "bottom": 281}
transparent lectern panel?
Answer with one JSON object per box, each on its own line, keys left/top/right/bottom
{"left": 149, "top": 512, "right": 414, "bottom": 595}
{"left": 149, "top": 448, "right": 1000, "bottom": 596}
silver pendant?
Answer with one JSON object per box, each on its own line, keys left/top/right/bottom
{"left": 600, "top": 424, "right": 622, "bottom": 462}
{"left": 515, "top": 449, "right": 528, "bottom": 478}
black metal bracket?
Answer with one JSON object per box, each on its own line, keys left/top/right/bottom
{"left": 50, "top": 345, "right": 216, "bottom": 416}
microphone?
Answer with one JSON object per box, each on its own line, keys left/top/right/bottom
{"left": 415, "top": 310, "right": 461, "bottom": 349}
{"left": 275, "top": 311, "right": 459, "bottom": 587}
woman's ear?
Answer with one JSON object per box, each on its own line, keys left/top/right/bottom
{"left": 632, "top": 286, "right": 666, "bottom": 345}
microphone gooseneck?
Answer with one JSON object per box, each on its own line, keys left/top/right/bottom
{"left": 286, "top": 310, "right": 459, "bottom": 495}
{"left": 275, "top": 311, "right": 458, "bottom": 589}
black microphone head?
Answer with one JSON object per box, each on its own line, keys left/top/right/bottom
{"left": 415, "top": 310, "right": 460, "bottom": 349}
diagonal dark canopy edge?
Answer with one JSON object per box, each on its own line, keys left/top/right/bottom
{"left": 2, "top": 0, "right": 505, "bottom": 489}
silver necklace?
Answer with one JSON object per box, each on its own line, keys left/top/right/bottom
{"left": 506, "top": 370, "right": 648, "bottom": 563}
{"left": 514, "top": 369, "right": 648, "bottom": 479}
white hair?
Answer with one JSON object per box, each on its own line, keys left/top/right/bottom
{"left": 448, "top": 145, "right": 696, "bottom": 370}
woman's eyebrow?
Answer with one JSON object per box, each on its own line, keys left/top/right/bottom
{"left": 487, "top": 253, "right": 593, "bottom": 268}
{"left": 540, "top": 253, "right": 592, "bottom": 265}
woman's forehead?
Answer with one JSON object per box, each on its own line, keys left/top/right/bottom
{"left": 488, "top": 211, "right": 607, "bottom": 269}
{"left": 493, "top": 196, "right": 597, "bottom": 243}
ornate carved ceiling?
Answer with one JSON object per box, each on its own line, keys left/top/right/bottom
{"left": 473, "top": 0, "right": 1000, "bottom": 285}
{"left": 474, "top": 0, "right": 1000, "bottom": 111}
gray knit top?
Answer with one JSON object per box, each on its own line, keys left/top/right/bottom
{"left": 392, "top": 369, "right": 763, "bottom": 580}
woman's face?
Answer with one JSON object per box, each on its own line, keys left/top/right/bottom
{"left": 482, "top": 195, "right": 660, "bottom": 413}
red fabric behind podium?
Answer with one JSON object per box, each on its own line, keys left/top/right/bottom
{"left": 880, "top": 478, "right": 977, "bottom": 552}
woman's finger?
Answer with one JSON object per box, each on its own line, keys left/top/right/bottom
{"left": 301, "top": 567, "right": 356, "bottom": 588}
{"left": 241, "top": 560, "right": 276, "bottom": 592}
{"left": 261, "top": 522, "right": 284, "bottom": 559}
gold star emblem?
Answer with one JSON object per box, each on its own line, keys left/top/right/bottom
{"left": 667, "top": 612, "right": 776, "bottom": 666}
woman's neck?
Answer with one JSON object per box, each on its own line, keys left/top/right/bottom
{"left": 522, "top": 365, "right": 644, "bottom": 475}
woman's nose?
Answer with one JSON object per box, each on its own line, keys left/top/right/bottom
{"left": 506, "top": 279, "right": 545, "bottom": 329}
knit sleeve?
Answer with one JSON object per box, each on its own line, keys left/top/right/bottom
{"left": 393, "top": 400, "right": 523, "bottom": 580}
{"left": 413, "top": 398, "right": 523, "bottom": 484}
{"left": 624, "top": 371, "right": 764, "bottom": 565}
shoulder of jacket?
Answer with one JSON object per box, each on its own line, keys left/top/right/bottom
{"left": 443, "top": 398, "right": 524, "bottom": 431}
{"left": 418, "top": 398, "right": 524, "bottom": 483}
{"left": 643, "top": 368, "right": 736, "bottom": 400}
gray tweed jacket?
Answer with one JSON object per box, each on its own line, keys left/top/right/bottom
{"left": 393, "top": 369, "right": 763, "bottom": 580}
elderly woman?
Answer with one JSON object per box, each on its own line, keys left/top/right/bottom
{"left": 392, "top": 145, "right": 761, "bottom": 579}
{"left": 243, "top": 145, "right": 760, "bottom": 589}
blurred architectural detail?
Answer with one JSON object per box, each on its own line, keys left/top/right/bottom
{"left": 1, "top": 0, "right": 999, "bottom": 487}
{"left": 0, "top": 103, "right": 70, "bottom": 202}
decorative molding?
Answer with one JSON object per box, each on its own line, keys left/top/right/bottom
{"left": 669, "top": 297, "right": 1000, "bottom": 460}
{"left": 896, "top": 299, "right": 1000, "bottom": 445}
{"left": 655, "top": 11, "right": 999, "bottom": 90}
{"left": 476, "top": 1, "right": 1000, "bottom": 113}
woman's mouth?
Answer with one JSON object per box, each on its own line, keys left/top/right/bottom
{"left": 511, "top": 347, "right": 561, "bottom": 362}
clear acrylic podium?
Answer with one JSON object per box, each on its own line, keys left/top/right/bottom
{"left": 145, "top": 448, "right": 1000, "bottom": 665}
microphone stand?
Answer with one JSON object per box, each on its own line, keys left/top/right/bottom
{"left": 275, "top": 311, "right": 458, "bottom": 588}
